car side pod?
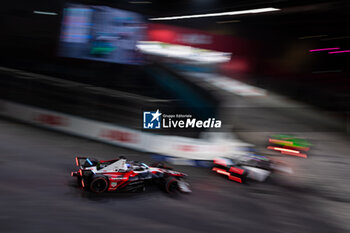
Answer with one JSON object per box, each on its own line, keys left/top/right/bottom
{"left": 212, "top": 166, "right": 248, "bottom": 184}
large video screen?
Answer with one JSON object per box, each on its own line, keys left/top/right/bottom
{"left": 58, "top": 4, "right": 146, "bottom": 65}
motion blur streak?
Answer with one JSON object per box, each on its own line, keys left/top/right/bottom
{"left": 213, "top": 158, "right": 228, "bottom": 167}
{"left": 33, "top": 10, "right": 58, "bottom": 15}
{"left": 267, "top": 146, "right": 308, "bottom": 158}
{"left": 228, "top": 175, "right": 242, "bottom": 183}
{"left": 149, "top": 7, "right": 280, "bottom": 20}
{"left": 309, "top": 47, "right": 340, "bottom": 52}
{"left": 328, "top": 49, "right": 350, "bottom": 54}
{"left": 268, "top": 138, "right": 294, "bottom": 146}
{"left": 298, "top": 34, "right": 328, "bottom": 39}
{"left": 1, "top": 0, "right": 350, "bottom": 232}
{"left": 216, "top": 170, "right": 230, "bottom": 176}
{"left": 281, "top": 151, "right": 308, "bottom": 158}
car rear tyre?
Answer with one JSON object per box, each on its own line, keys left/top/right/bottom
{"left": 90, "top": 176, "right": 108, "bottom": 193}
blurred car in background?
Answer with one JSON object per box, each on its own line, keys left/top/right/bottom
{"left": 267, "top": 134, "right": 311, "bottom": 158}
{"left": 212, "top": 155, "right": 292, "bottom": 183}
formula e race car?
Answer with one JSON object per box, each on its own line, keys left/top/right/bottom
{"left": 212, "top": 155, "right": 292, "bottom": 184}
{"left": 267, "top": 134, "right": 311, "bottom": 158}
{"left": 71, "top": 156, "right": 191, "bottom": 194}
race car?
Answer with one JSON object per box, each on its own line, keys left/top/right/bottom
{"left": 212, "top": 155, "right": 292, "bottom": 183}
{"left": 267, "top": 134, "right": 311, "bottom": 158}
{"left": 71, "top": 156, "right": 191, "bottom": 194}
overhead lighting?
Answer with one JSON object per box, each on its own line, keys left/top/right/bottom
{"left": 33, "top": 10, "right": 58, "bottom": 16}
{"left": 149, "top": 7, "right": 280, "bottom": 21}
{"left": 216, "top": 20, "right": 241, "bottom": 24}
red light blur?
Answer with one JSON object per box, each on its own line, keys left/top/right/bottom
{"left": 213, "top": 158, "right": 227, "bottom": 167}
{"left": 229, "top": 175, "right": 242, "bottom": 183}
{"left": 212, "top": 167, "right": 230, "bottom": 176}
{"left": 267, "top": 146, "right": 307, "bottom": 158}
{"left": 229, "top": 167, "right": 244, "bottom": 175}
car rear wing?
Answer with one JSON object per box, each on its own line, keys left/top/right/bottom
{"left": 75, "top": 156, "right": 98, "bottom": 168}
{"left": 75, "top": 157, "right": 87, "bottom": 167}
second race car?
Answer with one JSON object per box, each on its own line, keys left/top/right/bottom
{"left": 212, "top": 154, "right": 292, "bottom": 183}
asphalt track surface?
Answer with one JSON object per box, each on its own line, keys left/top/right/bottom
{"left": 0, "top": 118, "right": 348, "bottom": 233}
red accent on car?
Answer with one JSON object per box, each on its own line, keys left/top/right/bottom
{"left": 281, "top": 150, "right": 308, "bottom": 158}
{"left": 267, "top": 146, "right": 307, "bottom": 158}
{"left": 267, "top": 146, "right": 298, "bottom": 153}
{"left": 229, "top": 167, "right": 244, "bottom": 175}
{"left": 118, "top": 181, "right": 130, "bottom": 188}
{"left": 269, "top": 138, "right": 309, "bottom": 151}
{"left": 75, "top": 157, "right": 79, "bottom": 166}
{"left": 229, "top": 175, "right": 242, "bottom": 183}
{"left": 212, "top": 167, "right": 230, "bottom": 176}
{"left": 213, "top": 158, "right": 227, "bottom": 167}
{"left": 99, "top": 159, "right": 119, "bottom": 163}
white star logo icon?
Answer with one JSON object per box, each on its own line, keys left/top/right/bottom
{"left": 151, "top": 109, "right": 161, "bottom": 122}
